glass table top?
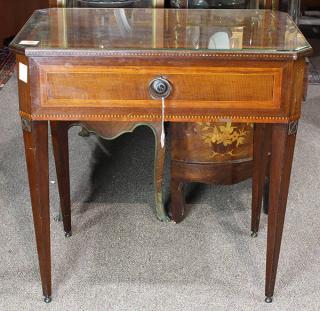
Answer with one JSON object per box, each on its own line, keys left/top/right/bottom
{"left": 11, "top": 8, "right": 311, "bottom": 56}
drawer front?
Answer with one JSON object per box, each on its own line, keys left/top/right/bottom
{"left": 39, "top": 66, "right": 282, "bottom": 111}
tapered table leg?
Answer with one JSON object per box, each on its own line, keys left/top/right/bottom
{"left": 265, "top": 122, "right": 298, "bottom": 303}
{"left": 22, "top": 119, "right": 52, "bottom": 303}
{"left": 251, "top": 124, "right": 271, "bottom": 236}
{"left": 50, "top": 121, "right": 72, "bottom": 237}
{"left": 149, "top": 123, "right": 170, "bottom": 222}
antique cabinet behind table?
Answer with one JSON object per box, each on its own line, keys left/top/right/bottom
{"left": 10, "top": 8, "right": 311, "bottom": 303}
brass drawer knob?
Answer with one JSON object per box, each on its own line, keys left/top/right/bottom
{"left": 148, "top": 77, "right": 172, "bottom": 99}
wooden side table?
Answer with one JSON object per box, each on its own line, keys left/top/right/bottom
{"left": 10, "top": 8, "right": 311, "bottom": 304}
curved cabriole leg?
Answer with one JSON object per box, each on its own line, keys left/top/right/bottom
{"left": 265, "top": 122, "right": 297, "bottom": 302}
{"left": 22, "top": 119, "right": 52, "bottom": 302}
{"left": 251, "top": 124, "right": 271, "bottom": 236}
{"left": 149, "top": 123, "right": 170, "bottom": 222}
{"left": 50, "top": 121, "right": 72, "bottom": 237}
{"left": 76, "top": 121, "right": 169, "bottom": 222}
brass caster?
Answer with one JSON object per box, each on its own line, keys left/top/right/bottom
{"left": 265, "top": 297, "right": 273, "bottom": 303}
{"left": 64, "top": 231, "right": 72, "bottom": 238}
{"left": 44, "top": 296, "right": 52, "bottom": 303}
{"left": 169, "top": 216, "right": 183, "bottom": 224}
{"left": 54, "top": 214, "right": 62, "bottom": 222}
{"left": 251, "top": 231, "right": 258, "bottom": 238}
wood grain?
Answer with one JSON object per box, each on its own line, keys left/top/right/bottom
{"left": 22, "top": 121, "right": 51, "bottom": 301}
{"left": 42, "top": 66, "right": 278, "bottom": 109}
{"left": 24, "top": 57, "right": 294, "bottom": 123}
{"left": 16, "top": 55, "right": 32, "bottom": 115}
{"left": 265, "top": 123, "right": 297, "bottom": 300}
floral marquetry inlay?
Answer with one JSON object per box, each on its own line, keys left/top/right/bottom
{"left": 198, "top": 122, "right": 253, "bottom": 159}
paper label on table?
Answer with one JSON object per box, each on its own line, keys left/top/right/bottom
{"left": 19, "top": 63, "right": 28, "bottom": 83}
{"left": 19, "top": 40, "right": 39, "bottom": 46}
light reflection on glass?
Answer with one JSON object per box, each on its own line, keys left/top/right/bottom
{"left": 11, "top": 9, "right": 311, "bottom": 53}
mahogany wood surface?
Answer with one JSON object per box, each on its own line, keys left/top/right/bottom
{"left": 42, "top": 65, "right": 279, "bottom": 109}
{"left": 22, "top": 121, "right": 51, "bottom": 301}
{"left": 171, "top": 160, "right": 253, "bottom": 184}
{"left": 171, "top": 122, "right": 253, "bottom": 163}
{"left": 12, "top": 8, "right": 311, "bottom": 304}
{"left": 170, "top": 120, "right": 253, "bottom": 223}
{"left": 265, "top": 123, "right": 297, "bottom": 300}
{"left": 20, "top": 56, "right": 305, "bottom": 123}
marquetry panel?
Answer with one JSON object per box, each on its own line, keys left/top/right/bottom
{"left": 38, "top": 65, "right": 282, "bottom": 111}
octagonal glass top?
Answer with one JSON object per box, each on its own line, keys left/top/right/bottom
{"left": 11, "top": 8, "right": 311, "bottom": 57}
